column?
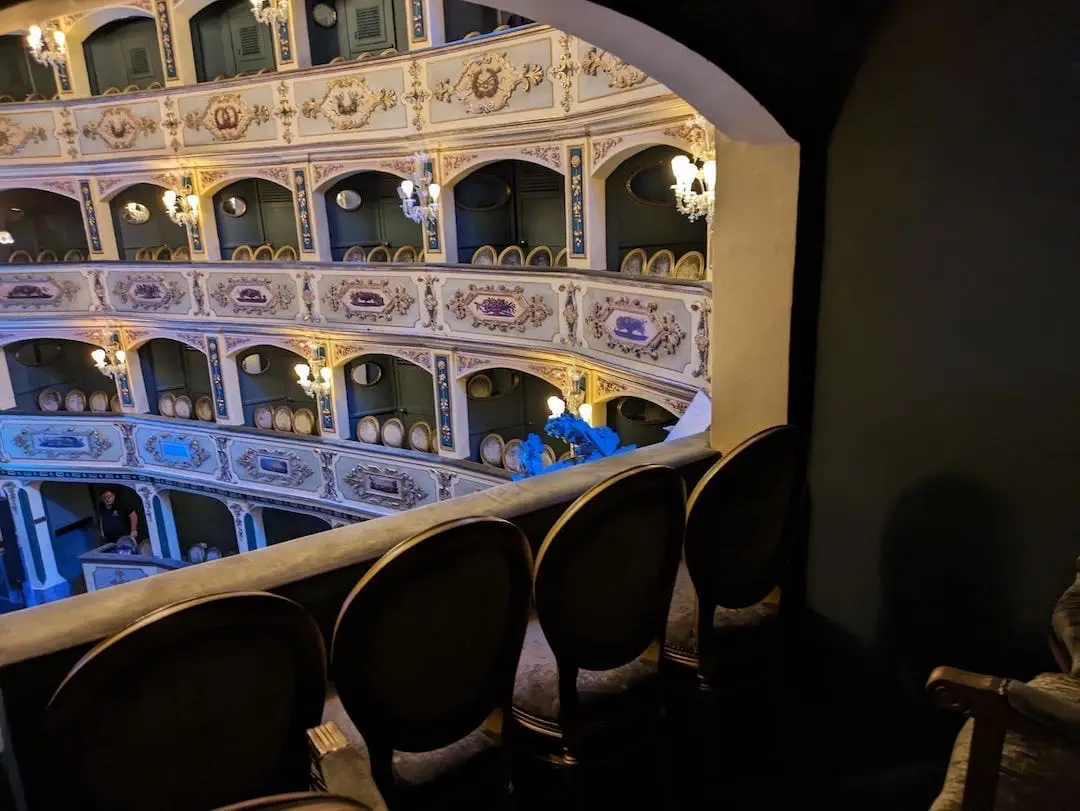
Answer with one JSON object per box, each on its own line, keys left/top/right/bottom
{"left": 183, "top": 172, "right": 210, "bottom": 260}
{"left": 292, "top": 166, "right": 321, "bottom": 260}
{"left": 0, "top": 353, "right": 16, "bottom": 410}
{"left": 135, "top": 485, "right": 177, "bottom": 558}
{"left": 229, "top": 501, "right": 266, "bottom": 553}
{"left": 195, "top": 191, "right": 222, "bottom": 261}
{"left": 14, "top": 482, "right": 70, "bottom": 603}
{"left": 153, "top": 0, "right": 189, "bottom": 87}
{"left": 329, "top": 364, "right": 351, "bottom": 440}
{"left": 278, "top": 0, "right": 311, "bottom": 70}
{"left": 82, "top": 179, "right": 120, "bottom": 260}
{"left": 119, "top": 345, "right": 151, "bottom": 414}
{"left": 564, "top": 142, "right": 605, "bottom": 269}
{"left": 434, "top": 353, "right": 471, "bottom": 459}
{"left": 217, "top": 342, "right": 246, "bottom": 426}
{"left": 426, "top": 187, "right": 457, "bottom": 263}
{"left": 1, "top": 482, "right": 33, "bottom": 603}
{"left": 408, "top": 0, "right": 446, "bottom": 49}
{"left": 247, "top": 507, "right": 270, "bottom": 551}
{"left": 304, "top": 167, "right": 333, "bottom": 261}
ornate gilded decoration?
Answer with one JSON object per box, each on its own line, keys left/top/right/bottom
{"left": 690, "top": 300, "right": 711, "bottom": 383}
{"left": 298, "top": 271, "right": 318, "bottom": 322}
{"left": 441, "top": 153, "right": 477, "bottom": 177}
{"left": 42, "top": 179, "right": 77, "bottom": 197}
{"left": 592, "top": 136, "right": 623, "bottom": 168}
{"left": 548, "top": 33, "right": 579, "bottom": 112}
{"left": 237, "top": 447, "right": 314, "bottom": 487}
{"left": 433, "top": 51, "right": 544, "bottom": 115}
{"left": 177, "top": 333, "right": 205, "bottom": 351}
{"left": 419, "top": 274, "right": 441, "bottom": 330}
{"left": 398, "top": 349, "right": 432, "bottom": 370}
{"left": 81, "top": 107, "right": 157, "bottom": 150}
{"left": 79, "top": 179, "right": 103, "bottom": 254}
{"left": 257, "top": 167, "right": 291, "bottom": 186}
{"left": 435, "top": 354, "right": 454, "bottom": 450}
{"left": 187, "top": 268, "right": 208, "bottom": 316}
{"left": 446, "top": 283, "right": 554, "bottom": 332}
{"left": 113, "top": 274, "right": 186, "bottom": 311}
{"left": 293, "top": 168, "right": 313, "bottom": 252}
{"left": 119, "top": 423, "right": 139, "bottom": 466}
{"left": 94, "top": 176, "right": 125, "bottom": 197}
{"left": 213, "top": 434, "right": 234, "bottom": 482}
{"left": 0, "top": 275, "right": 79, "bottom": 309}
{"left": 301, "top": 76, "right": 397, "bottom": 131}
{"left": 225, "top": 335, "right": 253, "bottom": 352}
{"left": 580, "top": 48, "right": 647, "bottom": 89}
{"left": 595, "top": 374, "right": 625, "bottom": 398}
{"left": 436, "top": 470, "right": 455, "bottom": 501}
{"left": 344, "top": 464, "right": 424, "bottom": 509}
{"left": 316, "top": 449, "right": 341, "bottom": 501}
{"left": 12, "top": 427, "right": 113, "bottom": 459}
{"left": 184, "top": 93, "right": 271, "bottom": 142}
{"left": 380, "top": 157, "right": 417, "bottom": 177}
{"left": 558, "top": 281, "right": 580, "bottom": 346}
{"left": 521, "top": 144, "right": 562, "bottom": 170}
{"left": 154, "top": 0, "right": 178, "bottom": 80}
{"left": 0, "top": 116, "right": 48, "bottom": 157}
{"left": 87, "top": 268, "right": 108, "bottom": 312}
{"left": 313, "top": 162, "right": 344, "bottom": 185}
{"left": 198, "top": 168, "right": 229, "bottom": 189}
{"left": 455, "top": 353, "right": 491, "bottom": 374}
{"left": 527, "top": 364, "right": 570, "bottom": 390}
{"left": 274, "top": 81, "right": 298, "bottom": 144}
{"left": 664, "top": 119, "right": 711, "bottom": 154}
{"left": 55, "top": 109, "right": 79, "bottom": 159}
{"left": 569, "top": 147, "right": 585, "bottom": 256}
{"left": 161, "top": 97, "right": 182, "bottom": 152}
{"left": 586, "top": 296, "right": 686, "bottom": 360}
{"left": 322, "top": 278, "right": 415, "bottom": 321}
{"left": 212, "top": 277, "right": 296, "bottom": 315}
{"left": 144, "top": 434, "right": 210, "bottom": 469}
{"left": 402, "top": 60, "right": 431, "bottom": 130}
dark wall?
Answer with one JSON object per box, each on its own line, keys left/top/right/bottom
{"left": 139, "top": 339, "right": 212, "bottom": 415}
{"left": 454, "top": 160, "right": 565, "bottom": 263}
{"left": 192, "top": 0, "right": 276, "bottom": 81}
{"left": 324, "top": 172, "right": 422, "bottom": 259}
{"left": 213, "top": 179, "right": 298, "bottom": 257}
{"left": 263, "top": 509, "right": 332, "bottom": 546}
{"left": 465, "top": 369, "right": 567, "bottom": 461}
{"left": 810, "top": 0, "right": 1080, "bottom": 694}
{"left": 0, "top": 190, "right": 87, "bottom": 262}
{"left": 604, "top": 145, "right": 707, "bottom": 271}
{"left": 344, "top": 354, "right": 434, "bottom": 444}
{"left": 83, "top": 17, "right": 165, "bottom": 94}
{"left": 110, "top": 184, "right": 188, "bottom": 259}
{"left": 237, "top": 345, "right": 313, "bottom": 428}
{"left": 306, "top": 0, "right": 408, "bottom": 64}
{"left": 442, "top": 1, "right": 530, "bottom": 42}
{"left": 4, "top": 340, "right": 110, "bottom": 412}
{"left": 168, "top": 491, "right": 237, "bottom": 557}
{"left": 605, "top": 396, "right": 677, "bottom": 449}
{"left": 0, "top": 35, "right": 57, "bottom": 100}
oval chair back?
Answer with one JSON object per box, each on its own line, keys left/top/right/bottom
{"left": 534, "top": 465, "right": 686, "bottom": 673}
{"left": 683, "top": 425, "right": 803, "bottom": 611}
{"left": 331, "top": 517, "right": 532, "bottom": 782}
{"left": 213, "top": 794, "right": 376, "bottom": 811}
{"left": 44, "top": 592, "right": 327, "bottom": 811}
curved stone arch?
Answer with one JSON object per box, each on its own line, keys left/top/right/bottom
{"left": 312, "top": 162, "right": 412, "bottom": 195}
{"left": 591, "top": 383, "right": 690, "bottom": 419}
{"left": 64, "top": 5, "right": 154, "bottom": 42}
{"left": 200, "top": 171, "right": 293, "bottom": 198}
{"left": 441, "top": 151, "right": 567, "bottom": 189}
{"left": 97, "top": 176, "right": 172, "bottom": 203}
{"left": 0, "top": 330, "right": 108, "bottom": 349}
{"left": 333, "top": 344, "right": 433, "bottom": 374}
{"left": 223, "top": 335, "right": 308, "bottom": 359}
{"left": 454, "top": 354, "right": 569, "bottom": 391}
{"left": 0, "top": 181, "right": 81, "bottom": 202}
{"left": 124, "top": 331, "right": 206, "bottom": 354}
{"left": 591, "top": 129, "right": 695, "bottom": 180}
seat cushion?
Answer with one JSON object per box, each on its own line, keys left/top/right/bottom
{"left": 931, "top": 672, "right": 1080, "bottom": 811}
{"left": 664, "top": 562, "right": 779, "bottom": 663}
{"left": 1052, "top": 558, "right": 1080, "bottom": 676}
{"left": 322, "top": 693, "right": 499, "bottom": 789}
{"left": 511, "top": 619, "right": 657, "bottom": 735}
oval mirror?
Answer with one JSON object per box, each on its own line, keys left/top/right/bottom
{"left": 120, "top": 201, "right": 151, "bottom": 225}
{"left": 312, "top": 2, "right": 337, "bottom": 27}
{"left": 350, "top": 360, "right": 383, "bottom": 386}
{"left": 455, "top": 172, "right": 512, "bottom": 211}
{"left": 335, "top": 189, "right": 362, "bottom": 211}
{"left": 240, "top": 352, "right": 269, "bottom": 375}
{"left": 13, "top": 342, "right": 61, "bottom": 366}
{"left": 627, "top": 163, "right": 677, "bottom": 207}
{"left": 221, "top": 196, "right": 247, "bottom": 218}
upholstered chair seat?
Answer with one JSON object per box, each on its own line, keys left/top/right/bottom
{"left": 512, "top": 619, "right": 658, "bottom": 736}
{"left": 1051, "top": 557, "right": 1080, "bottom": 675}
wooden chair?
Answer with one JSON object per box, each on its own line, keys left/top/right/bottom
{"left": 673, "top": 251, "right": 705, "bottom": 280}
{"left": 24, "top": 92, "right": 44, "bottom": 101}
{"left": 7, "top": 250, "right": 32, "bottom": 263}
{"left": 63, "top": 248, "right": 85, "bottom": 262}
{"left": 123, "top": 83, "right": 140, "bottom": 93}
{"left": 512, "top": 465, "right": 686, "bottom": 773}
{"left": 232, "top": 244, "right": 255, "bottom": 261}
{"left": 103, "top": 86, "right": 122, "bottom": 95}
{"left": 644, "top": 249, "right": 675, "bottom": 277}
{"left": 154, "top": 245, "right": 173, "bottom": 261}
{"left": 253, "top": 244, "right": 274, "bottom": 261}
{"left": 525, "top": 246, "right": 552, "bottom": 267}
{"left": 619, "top": 248, "right": 646, "bottom": 274}
{"left": 391, "top": 245, "right": 417, "bottom": 263}
{"left": 43, "top": 592, "right": 331, "bottom": 811}
{"left": 0, "top": 94, "right": 13, "bottom": 103}
{"left": 147, "top": 81, "right": 164, "bottom": 90}
{"left": 497, "top": 245, "right": 524, "bottom": 266}
{"left": 366, "top": 245, "right": 390, "bottom": 262}
{"left": 470, "top": 245, "right": 497, "bottom": 265}
{"left": 554, "top": 247, "right": 567, "bottom": 267}
{"left": 36, "top": 249, "right": 57, "bottom": 262}
{"left": 416, "top": 250, "right": 426, "bottom": 263}
{"left": 343, "top": 245, "right": 367, "bottom": 263}
{"left": 274, "top": 245, "right": 298, "bottom": 261}
{"left": 664, "top": 425, "right": 803, "bottom": 689}
{"left": 135, "top": 247, "right": 154, "bottom": 261}
{"left": 379, "top": 48, "right": 398, "bottom": 56}
{"left": 172, "top": 245, "right": 191, "bottom": 261}
{"left": 330, "top": 56, "right": 347, "bottom": 64}
{"left": 329, "top": 517, "right": 533, "bottom": 806}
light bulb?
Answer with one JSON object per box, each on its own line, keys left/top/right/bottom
{"left": 52, "top": 30, "right": 65, "bottom": 47}
{"left": 400, "top": 180, "right": 414, "bottom": 199}
{"left": 671, "top": 154, "right": 690, "bottom": 179}
{"left": 114, "top": 350, "right": 126, "bottom": 363}
{"left": 547, "top": 396, "right": 566, "bottom": 418}
{"left": 702, "top": 159, "right": 717, "bottom": 191}
{"left": 294, "top": 363, "right": 310, "bottom": 381}
{"left": 162, "top": 190, "right": 177, "bottom": 208}
{"left": 0, "top": 230, "right": 13, "bottom": 246}
{"left": 27, "top": 25, "right": 42, "bottom": 45}
{"left": 91, "top": 348, "right": 106, "bottom": 364}
{"left": 319, "top": 366, "right": 332, "bottom": 382}
{"left": 186, "top": 194, "right": 200, "bottom": 213}
{"left": 578, "top": 403, "right": 593, "bottom": 425}
{"left": 429, "top": 183, "right": 441, "bottom": 201}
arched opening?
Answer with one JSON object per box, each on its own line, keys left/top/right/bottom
{"left": 0, "top": 489, "right": 27, "bottom": 611}
{"left": 464, "top": 367, "right": 567, "bottom": 466}
{"left": 3, "top": 339, "right": 117, "bottom": 413}
{"left": 236, "top": 344, "right": 320, "bottom": 433}
{"left": 40, "top": 482, "right": 147, "bottom": 595}
{"left": 324, "top": 171, "right": 422, "bottom": 261}
{"left": 83, "top": 15, "right": 165, "bottom": 95}
{"left": 605, "top": 395, "right": 677, "bottom": 448}
{"left": 213, "top": 179, "right": 298, "bottom": 260}
{"left": 0, "top": 34, "right": 56, "bottom": 102}
{"left": 110, "top": 183, "right": 188, "bottom": 260}
{"left": 605, "top": 144, "right": 707, "bottom": 275}
{"left": 262, "top": 508, "right": 332, "bottom": 546}
{"left": 345, "top": 353, "right": 435, "bottom": 452}
{"left": 305, "top": 0, "right": 408, "bottom": 65}
{"left": 0, "top": 190, "right": 87, "bottom": 263}
{"left": 454, "top": 159, "right": 565, "bottom": 264}
{"left": 191, "top": 0, "right": 276, "bottom": 82}
{"left": 442, "top": 1, "right": 532, "bottom": 43}
{"left": 137, "top": 338, "right": 214, "bottom": 421}
{"left": 164, "top": 490, "right": 238, "bottom": 559}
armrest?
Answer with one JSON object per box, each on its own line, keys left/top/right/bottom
{"left": 308, "top": 722, "right": 389, "bottom": 811}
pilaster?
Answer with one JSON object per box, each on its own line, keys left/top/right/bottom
{"left": 14, "top": 482, "right": 70, "bottom": 603}
{"left": 0, "top": 353, "right": 15, "bottom": 410}
{"left": 435, "top": 353, "right": 471, "bottom": 459}
{"left": 216, "top": 339, "right": 246, "bottom": 426}
{"left": 118, "top": 345, "right": 151, "bottom": 414}
{"left": 82, "top": 179, "right": 119, "bottom": 260}
{"left": 408, "top": 0, "right": 446, "bottom": 49}
{"left": 229, "top": 501, "right": 266, "bottom": 552}
{"left": 329, "top": 364, "right": 351, "bottom": 440}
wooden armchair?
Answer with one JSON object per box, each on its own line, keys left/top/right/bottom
{"left": 926, "top": 666, "right": 1080, "bottom": 810}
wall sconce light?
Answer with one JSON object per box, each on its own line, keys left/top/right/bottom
{"left": 250, "top": 0, "right": 290, "bottom": 27}
{"left": 398, "top": 152, "right": 441, "bottom": 228}
{"left": 670, "top": 115, "right": 716, "bottom": 224}
{"left": 27, "top": 23, "right": 66, "bottom": 68}
{"left": 162, "top": 183, "right": 200, "bottom": 228}
{"left": 91, "top": 333, "right": 127, "bottom": 381}
{"left": 547, "top": 368, "right": 589, "bottom": 420}
{"left": 294, "top": 345, "right": 332, "bottom": 399}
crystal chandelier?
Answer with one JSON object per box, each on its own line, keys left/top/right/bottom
{"left": 91, "top": 334, "right": 127, "bottom": 381}
{"left": 670, "top": 116, "right": 717, "bottom": 224}
{"left": 546, "top": 368, "right": 591, "bottom": 422}
{"left": 26, "top": 23, "right": 66, "bottom": 68}
{"left": 294, "top": 346, "right": 332, "bottom": 399}
{"left": 397, "top": 152, "right": 441, "bottom": 228}
{"left": 162, "top": 183, "right": 200, "bottom": 228}
{"left": 250, "top": 0, "right": 289, "bottom": 27}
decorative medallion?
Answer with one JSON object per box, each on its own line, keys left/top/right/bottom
{"left": 313, "top": 162, "right": 345, "bottom": 185}
{"left": 323, "top": 278, "right": 415, "bottom": 321}
{"left": 344, "top": 464, "right": 425, "bottom": 509}
{"left": 446, "top": 283, "right": 553, "bottom": 332}
{"left": 418, "top": 274, "right": 441, "bottom": 330}
{"left": 212, "top": 277, "right": 295, "bottom": 315}
{"left": 521, "top": 144, "right": 562, "bottom": 170}
{"left": 435, "top": 354, "right": 453, "bottom": 451}
{"left": 154, "top": 0, "right": 178, "bottom": 79}
{"left": 569, "top": 146, "right": 585, "bottom": 256}
{"left": 586, "top": 296, "right": 686, "bottom": 360}
{"left": 184, "top": 93, "right": 271, "bottom": 142}
{"left": 592, "top": 136, "right": 623, "bottom": 168}
{"left": 237, "top": 448, "right": 314, "bottom": 487}
{"left": 81, "top": 106, "right": 157, "bottom": 150}
{"left": 558, "top": 281, "right": 581, "bottom": 346}
{"left": 690, "top": 300, "right": 711, "bottom": 383}
{"left": 581, "top": 47, "right": 647, "bottom": 89}
{"left": 300, "top": 76, "right": 397, "bottom": 131}
{"left": 55, "top": 109, "right": 79, "bottom": 159}
{"left": 0, "top": 115, "right": 48, "bottom": 157}
{"left": 12, "top": 427, "right": 113, "bottom": 459}
{"left": 161, "top": 97, "right": 182, "bottom": 152}
{"left": 143, "top": 433, "right": 210, "bottom": 469}
{"left": 0, "top": 275, "right": 79, "bottom": 309}
{"left": 212, "top": 434, "right": 234, "bottom": 482}
{"left": 548, "top": 33, "right": 579, "bottom": 113}
{"left": 293, "top": 168, "right": 313, "bottom": 252}
{"left": 113, "top": 274, "right": 186, "bottom": 310}
{"left": 79, "top": 180, "right": 103, "bottom": 253}
{"left": 273, "top": 81, "right": 297, "bottom": 144}
{"left": 409, "top": 0, "right": 426, "bottom": 42}
{"left": 315, "top": 449, "right": 341, "bottom": 501}
{"left": 433, "top": 51, "right": 544, "bottom": 115}
{"left": 403, "top": 60, "right": 431, "bottom": 130}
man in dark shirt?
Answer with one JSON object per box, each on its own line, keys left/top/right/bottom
{"left": 98, "top": 489, "right": 138, "bottom": 545}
